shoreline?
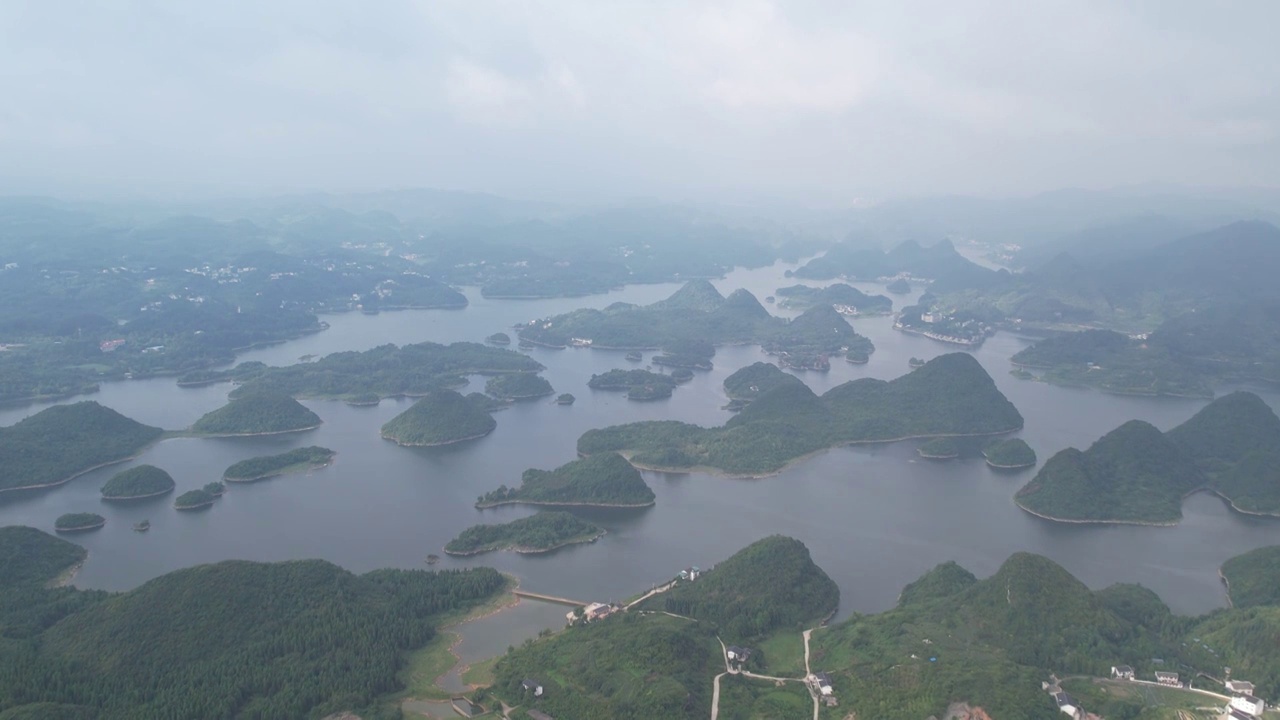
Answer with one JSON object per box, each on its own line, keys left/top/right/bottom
{"left": 186, "top": 423, "right": 322, "bottom": 438}
{"left": 381, "top": 429, "right": 494, "bottom": 447}
{"left": 49, "top": 556, "right": 86, "bottom": 589}
{"left": 475, "top": 498, "right": 654, "bottom": 510}
{"left": 985, "top": 459, "right": 1036, "bottom": 469}
{"left": 101, "top": 486, "right": 175, "bottom": 501}
{"left": 0, "top": 441, "right": 164, "bottom": 496}
{"left": 1219, "top": 568, "right": 1234, "bottom": 609}
{"left": 444, "top": 529, "right": 607, "bottom": 557}
{"left": 55, "top": 520, "right": 106, "bottom": 533}
{"left": 224, "top": 458, "right": 335, "bottom": 483}
{"left": 1012, "top": 499, "right": 1179, "bottom": 527}
{"left": 175, "top": 499, "right": 216, "bottom": 511}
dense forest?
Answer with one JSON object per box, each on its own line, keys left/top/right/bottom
{"left": 639, "top": 535, "right": 839, "bottom": 641}
{"left": 99, "top": 465, "right": 175, "bottom": 499}
{"left": 476, "top": 453, "right": 654, "bottom": 508}
{"left": 792, "top": 238, "right": 980, "bottom": 281}
{"left": 380, "top": 390, "right": 497, "bottom": 446}
{"left": 1220, "top": 546, "right": 1280, "bottom": 609}
{"left": 587, "top": 368, "right": 678, "bottom": 391}
{"left": 483, "top": 373, "right": 554, "bottom": 400}
{"left": 1016, "top": 391, "right": 1280, "bottom": 522}
{"left": 579, "top": 353, "right": 1024, "bottom": 474}
{"left": 0, "top": 402, "right": 163, "bottom": 492}
{"left": 983, "top": 438, "right": 1037, "bottom": 468}
{"left": 53, "top": 514, "right": 105, "bottom": 532}
{"left": 0, "top": 525, "right": 506, "bottom": 719}
{"left": 174, "top": 488, "right": 219, "bottom": 510}
{"left": 722, "top": 361, "right": 803, "bottom": 405}
{"left": 773, "top": 283, "right": 893, "bottom": 313}
{"left": 186, "top": 341, "right": 544, "bottom": 403}
{"left": 223, "top": 446, "right": 335, "bottom": 482}
{"left": 190, "top": 390, "right": 321, "bottom": 435}
{"left": 1010, "top": 329, "right": 1213, "bottom": 398}
{"left": 444, "top": 511, "right": 603, "bottom": 555}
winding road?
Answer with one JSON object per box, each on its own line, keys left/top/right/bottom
{"left": 709, "top": 629, "right": 822, "bottom": 720}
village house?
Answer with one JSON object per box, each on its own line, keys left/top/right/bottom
{"left": 1111, "top": 665, "right": 1135, "bottom": 681}
{"left": 813, "top": 672, "right": 834, "bottom": 696}
{"left": 1155, "top": 671, "right": 1181, "bottom": 687}
{"left": 1053, "top": 691, "right": 1082, "bottom": 720}
{"left": 521, "top": 678, "right": 544, "bottom": 697}
{"left": 1229, "top": 695, "right": 1266, "bottom": 717}
{"left": 679, "top": 566, "right": 700, "bottom": 581}
{"left": 726, "top": 646, "right": 752, "bottom": 665}
{"left": 1226, "top": 680, "right": 1256, "bottom": 695}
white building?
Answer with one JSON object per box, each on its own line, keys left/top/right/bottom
{"left": 1053, "top": 691, "right": 1082, "bottom": 720}
{"left": 1111, "top": 665, "right": 1134, "bottom": 680}
{"left": 1226, "top": 680, "right": 1255, "bottom": 695}
{"left": 1229, "top": 695, "right": 1266, "bottom": 717}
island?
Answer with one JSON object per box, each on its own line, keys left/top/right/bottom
{"left": 917, "top": 437, "right": 961, "bottom": 460}
{"left": 886, "top": 277, "right": 912, "bottom": 294}
{"left": 1220, "top": 545, "right": 1280, "bottom": 609}
{"left": 345, "top": 392, "right": 381, "bottom": 406}
{"left": 588, "top": 369, "right": 680, "bottom": 401}
{"left": 773, "top": 283, "right": 893, "bottom": 314}
{"left": 722, "top": 362, "right": 802, "bottom": 410}
{"left": 909, "top": 356, "right": 925, "bottom": 368}
{"left": 1015, "top": 391, "right": 1280, "bottom": 523}
{"left": 670, "top": 368, "right": 694, "bottom": 382}
{"left": 476, "top": 453, "right": 655, "bottom": 508}
{"left": 555, "top": 393, "right": 576, "bottom": 406}
{"left": 184, "top": 341, "right": 544, "bottom": 403}
{"left": 443, "top": 511, "right": 605, "bottom": 556}
{"left": 174, "top": 488, "right": 218, "bottom": 510}
{"left": 133, "top": 520, "right": 150, "bottom": 532}
{"left": 579, "top": 353, "right": 1023, "bottom": 476}
{"left": 381, "top": 390, "right": 498, "bottom": 446}
{"left": 0, "top": 401, "right": 163, "bottom": 493}
{"left": 1009, "top": 329, "right": 1212, "bottom": 398}
{"left": 203, "top": 481, "right": 226, "bottom": 497}
{"left": 983, "top": 438, "right": 1037, "bottom": 469}
{"left": 625, "top": 350, "right": 643, "bottom": 362}
{"left": 486, "top": 332, "right": 511, "bottom": 346}
{"left": 894, "top": 304, "right": 992, "bottom": 346}
{"left": 223, "top": 446, "right": 336, "bottom": 482}
{"left": 191, "top": 391, "right": 321, "bottom": 436}
{"left": 54, "top": 513, "right": 106, "bottom": 533}
{"left": 100, "top": 465, "right": 176, "bottom": 500}
{"left": 517, "top": 280, "right": 875, "bottom": 366}
{"left": 484, "top": 373, "right": 554, "bottom": 400}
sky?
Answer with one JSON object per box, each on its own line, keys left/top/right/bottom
{"left": 1, "top": 1, "right": 1278, "bottom": 203}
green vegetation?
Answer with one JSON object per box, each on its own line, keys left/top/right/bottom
{"left": 0, "top": 523, "right": 506, "bottom": 719}
{"left": 223, "top": 446, "right": 335, "bottom": 481}
{"left": 203, "top": 481, "right": 225, "bottom": 496}
{"left": 444, "top": 511, "right": 604, "bottom": 555}
{"left": 0, "top": 401, "right": 163, "bottom": 492}
{"left": 774, "top": 283, "right": 893, "bottom": 313}
{"left": 794, "top": 239, "right": 981, "bottom": 281}
{"left": 476, "top": 453, "right": 654, "bottom": 508}
{"left": 723, "top": 362, "right": 803, "bottom": 406}
{"left": 100, "top": 465, "right": 175, "bottom": 499}
{"left": 918, "top": 437, "right": 961, "bottom": 459}
{"left": 54, "top": 513, "right": 105, "bottom": 532}
{"left": 1220, "top": 546, "right": 1280, "bottom": 609}
{"left": 555, "top": 393, "right": 575, "bottom": 405}
{"left": 486, "top": 332, "right": 511, "bottom": 345}
{"left": 639, "top": 536, "right": 838, "bottom": 641}
{"left": 590, "top": 369, "right": 675, "bottom": 391}
{"left": 1011, "top": 329, "right": 1213, "bottom": 398}
{"left": 580, "top": 353, "right": 1023, "bottom": 475}
{"left": 518, "top": 280, "right": 874, "bottom": 364}
{"left": 627, "top": 383, "right": 672, "bottom": 401}
{"left": 174, "top": 489, "right": 217, "bottom": 510}
{"left": 717, "top": 675, "right": 813, "bottom": 719}
{"left": 887, "top": 277, "right": 912, "bottom": 294}
{"left": 1017, "top": 392, "right": 1280, "bottom": 522}
{"left": 381, "top": 390, "right": 497, "bottom": 446}
{"left": 984, "top": 438, "right": 1037, "bottom": 468}
{"left": 190, "top": 390, "right": 321, "bottom": 435}
{"left": 491, "top": 612, "right": 721, "bottom": 720}
{"left": 484, "top": 373, "right": 554, "bottom": 400}
{"left": 193, "top": 342, "right": 543, "bottom": 402}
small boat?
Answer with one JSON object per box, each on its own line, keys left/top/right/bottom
{"left": 425, "top": 554, "right": 440, "bottom": 565}
{"left": 133, "top": 520, "right": 151, "bottom": 532}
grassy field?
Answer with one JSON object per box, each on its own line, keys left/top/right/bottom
{"left": 717, "top": 674, "right": 813, "bottom": 720}
{"left": 757, "top": 630, "right": 807, "bottom": 676}
{"left": 461, "top": 656, "right": 499, "bottom": 688}
{"left": 1062, "top": 678, "right": 1226, "bottom": 719}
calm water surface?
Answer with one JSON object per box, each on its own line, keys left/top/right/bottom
{"left": 3, "top": 261, "right": 1278, "bottom": 630}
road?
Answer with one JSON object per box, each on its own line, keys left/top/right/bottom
{"left": 625, "top": 580, "right": 677, "bottom": 610}
{"left": 710, "top": 631, "right": 822, "bottom": 720}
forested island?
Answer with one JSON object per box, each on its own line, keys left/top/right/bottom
{"left": 1220, "top": 545, "right": 1280, "bottom": 609}
{"left": 476, "top": 453, "right": 655, "bottom": 508}
{"left": 588, "top": 369, "right": 680, "bottom": 401}
{"left": 1016, "top": 391, "right": 1280, "bottom": 523}
{"left": 983, "top": 438, "right": 1037, "bottom": 468}
{"left": 100, "top": 465, "right": 176, "bottom": 500}
{"left": 0, "top": 525, "right": 505, "bottom": 719}
{"left": 444, "top": 511, "right": 605, "bottom": 555}
{"left": 381, "top": 390, "right": 497, "bottom": 446}
{"left": 0, "top": 401, "right": 163, "bottom": 493}
{"left": 54, "top": 513, "right": 106, "bottom": 533}
{"left": 174, "top": 488, "right": 219, "bottom": 510}
{"left": 918, "top": 437, "right": 961, "bottom": 459}
{"left": 516, "top": 280, "right": 874, "bottom": 366}
{"left": 486, "top": 332, "right": 511, "bottom": 346}
{"left": 223, "top": 446, "right": 335, "bottom": 482}
{"left": 579, "top": 353, "right": 1023, "bottom": 475}
{"left": 484, "top": 373, "right": 554, "bottom": 400}
{"left": 182, "top": 341, "right": 544, "bottom": 403}
{"left": 190, "top": 391, "right": 321, "bottom": 436}
{"left": 722, "top": 361, "right": 801, "bottom": 410}
{"left": 555, "top": 393, "right": 575, "bottom": 405}
{"left": 773, "top": 283, "right": 893, "bottom": 314}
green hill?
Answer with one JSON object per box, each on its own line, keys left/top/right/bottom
{"left": 53, "top": 513, "right": 104, "bottom": 532}
{"left": 223, "top": 446, "right": 335, "bottom": 482}
{"left": 476, "top": 453, "right": 654, "bottom": 508}
{"left": 580, "top": 353, "right": 1023, "bottom": 475}
{"left": 722, "top": 361, "right": 803, "bottom": 403}
{"left": 1017, "top": 392, "right": 1280, "bottom": 522}
{"left": 174, "top": 488, "right": 218, "bottom": 510}
{"left": 1221, "top": 546, "right": 1280, "bottom": 609}
{"left": 639, "top": 535, "right": 838, "bottom": 641}
{"left": 0, "top": 526, "right": 86, "bottom": 587}
{"left": 484, "top": 373, "right": 554, "bottom": 400}
{"left": 0, "top": 402, "right": 163, "bottom": 492}
{"left": 774, "top": 283, "right": 893, "bottom": 313}
{"left": 381, "top": 390, "right": 497, "bottom": 446}
{"left": 191, "top": 391, "right": 321, "bottom": 435}
{"left": 100, "top": 465, "right": 175, "bottom": 499}
{"left": 444, "top": 511, "right": 604, "bottom": 555}
{"left": 983, "top": 438, "right": 1037, "bottom": 468}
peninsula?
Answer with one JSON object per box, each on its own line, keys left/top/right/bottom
{"left": 0, "top": 401, "right": 163, "bottom": 493}
{"left": 223, "top": 446, "right": 335, "bottom": 482}
{"left": 100, "top": 465, "right": 176, "bottom": 500}
{"left": 1010, "top": 329, "right": 1212, "bottom": 398}
{"left": 1016, "top": 391, "right": 1280, "bottom": 523}
{"left": 443, "top": 511, "right": 605, "bottom": 556}
{"left": 191, "top": 391, "right": 321, "bottom": 436}
{"left": 722, "top": 361, "right": 802, "bottom": 409}
{"left": 54, "top": 513, "right": 106, "bottom": 533}
{"left": 381, "top": 390, "right": 497, "bottom": 446}
{"left": 588, "top": 369, "right": 680, "bottom": 401}
{"left": 476, "top": 453, "right": 655, "bottom": 508}
{"left": 1219, "top": 545, "right": 1280, "bottom": 608}
{"left": 579, "top": 353, "right": 1023, "bottom": 475}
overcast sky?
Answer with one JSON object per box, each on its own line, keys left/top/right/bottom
{"left": 1, "top": 1, "right": 1277, "bottom": 203}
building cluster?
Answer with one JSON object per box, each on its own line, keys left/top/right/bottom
{"left": 565, "top": 601, "right": 621, "bottom": 625}
{"left": 725, "top": 645, "right": 752, "bottom": 671}
{"left": 1109, "top": 666, "right": 1269, "bottom": 720}
{"left": 806, "top": 671, "right": 838, "bottom": 707}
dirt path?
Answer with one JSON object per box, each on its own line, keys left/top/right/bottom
{"left": 711, "top": 672, "right": 727, "bottom": 720}
{"left": 625, "top": 579, "right": 677, "bottom": 609}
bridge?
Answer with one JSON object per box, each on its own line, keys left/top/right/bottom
{"left": 513, "top": 590, "right": 590, "bottom": 607}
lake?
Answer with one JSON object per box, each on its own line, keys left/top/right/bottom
{"left": 2, "top": 259, "right": 1278, "bottom": 631}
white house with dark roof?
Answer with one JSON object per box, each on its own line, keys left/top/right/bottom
{"left": 1155, "top": 671, "right": 1180, "bottom": 687}
{"left": 1053, "top": 691, "right": 1082, "bottom": 720}
{"left": 726, "top": 645, "right": 752, "bottom": 665}
{"left": 813, "top": 672, "right": 834, "bottom": 696}
{"left": 1226, "top": 680, "right": 1256, "bottom": 695}
{"left": 1229, "top": 695, "right": 1266, "bottom": 717}
{"left": 521, "top": 678, "right": 543, "bottom": 697}
{"left": 1111, "top": 665, "right": 1134, "bottom": 680}
{"left": 1222, "top": 709, "right": 1255, "bottom": 720}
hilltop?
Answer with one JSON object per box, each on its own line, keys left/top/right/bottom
{"left": 722, "top": 361, "right": 804, "bottom": 407}
{"left": 0, "top": 402, "right": 163, "bottom": 493}
{"left": 580, "top": 353, "right": 1023, "bottom": 475}
{"left": 774, "top": 283, "right": 893, "bottom": 313}
{"left": 444, "top": 511, "right": 604, "bottom": 555}
{"left": 1016, "top": 391, "right": 1280, "bottom": 523}
{"left": 191, "top": 391, "right": 321, "bottom": 436}
{"left": 793, "top": 238, "right": 984, "bottom": 281}
{"left": 476, "top": 453, "right": 654, "bottom": 508}
{"left": 380, "top": 390, "right": 497, "bottom": 446}
{"left": 100, "top": 465, "right": 175, "bottom": 500}
{"left": 223, "top": 446, "right": 335, "bottom": 482}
